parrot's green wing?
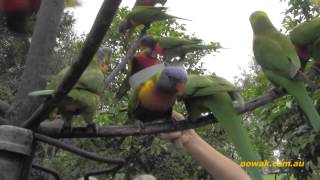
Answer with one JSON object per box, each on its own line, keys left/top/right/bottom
{"left": 253, "top": 35, "right": 300, "bottom": 79}
{"left": 180, "top": 75, "right": 262, "bottom": 180}
{"left": 77, "top": 67, "right": 105, "bottom": 95}
{"left": 290, "top": 17, "right": 320, "bottom": 46}
{"left": 128, "top": 6, "right": 171, "bottom": 25}
{"left": 158, "top": 37, "right": 202, "bottom": 49}
{"left": 183, "top": 75, "right": 237, "bottom": 98}
{"left": 310, "top": 38, "right": 320, "bottom": 60}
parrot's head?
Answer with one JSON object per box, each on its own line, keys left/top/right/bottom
{"left": 156, "top": 66, "right": 188, "bottom": 94}
{"left": 140, "top": 35, "right": 164, "bottom": 55}
{"left": 119, "top": 21, "right": 133, "bottom": 33}
{"left": 97, "top": 47, "right": 112, "bottom": 74}
{"left": 249, "top": 11, "right": 275, "bottom": 34}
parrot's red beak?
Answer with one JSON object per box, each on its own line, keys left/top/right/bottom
{"left": 176, "top": 82, "right": 185, "bottom": 94}
{"left": 100, "top": 64, "right": 108, "bottom": 74}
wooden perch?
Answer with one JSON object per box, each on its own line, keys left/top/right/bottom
{"left": 32, "top": 163, "right": 61, "bottom": 180}
{"left": 83, "top": 164, "right": 123, "bottom": 180}
{"left": 36, "top": 87, "right": 289, "bottom": 138}
{"left": 35, "top": 133, "right": 125, "bottom": 164}
{"left": 22, "top": 0, "right": 122, "bottom": 129}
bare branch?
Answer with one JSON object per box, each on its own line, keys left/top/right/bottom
{"left": 36, "top": 115, "right": 215, "bottom": 138}
{"left": 83, "top": 164, "right": 123, "bottom": 180}
{"left": 34, "top": 133, "right": 125, "bottom": 164}
{"left": 35, "top": 88, "right": 289, "bottom": 138}
{"left": 22, "top": 0, "right": 122, "bottom": 129}
{"left": 32, "top": 163, "right": 61, "bottom": 180}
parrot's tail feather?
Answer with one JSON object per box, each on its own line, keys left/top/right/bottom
{"left": 170, "top": 15, "right": 192, "bottom": 21}
{"left": 284, "top": 81, "right": 320, "bottom": 131}
{"left": 28, "top": 90, "right": 54, "bottom": 96}
{"left": 207, "top": 93, "right": 263, "bottom": 180}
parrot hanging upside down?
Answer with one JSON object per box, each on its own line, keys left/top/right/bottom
{"left": 116, "top": 49, "right": 159, "bottom": 99}
{"left": 178, "top": 74, "right": 262, "bottom": 180}
{"left": 29, "top": 48, "right": 112, "bottom": 132}
{"left": 139, "top": 35, "right": 220, "bottom": 62}
{"left": 134, "top": 0, "right": 167, "bottom": 7}
{"left": 127, "top": 65, "right": 188, "bottom": 129}
{"left": 250, "top": 11, "right": 320, "bottom": 131}
{"left": 0, "top": 0, "right": 41, "bottom": 33}
{"left": 119, "top": 6, "right": 190, "bottom": 34}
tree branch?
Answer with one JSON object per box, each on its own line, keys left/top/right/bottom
{"left": 32, "top": 163, "right": 61, "bottom": 180}
{"left": 22, "top": 0, "right": 122, "bottom": 129}
{"left": 34, "top": 133, "right": 125, "bottom": 164}
{"left": 35, "top": 87, "right": 289, "bottom": 138}
{"left": 0, "top": 100, "right": 10, "bottom": 117}
{"left": 36, "top": 114, "right": 215, "bottom": 138}
{"left": 83, "top": 164, "right": 123, "bottom": 180}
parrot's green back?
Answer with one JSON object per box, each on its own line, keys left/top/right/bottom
{"left": 180, "top": 75, "right": 262, "bottom": 180}
{"left": 251, "top": 11, "right": 320, "bottom": 131}
{"left": 128, "top": 6, "right": 175, "bottom": 25}
{"left": 290, "top": 17, "right": 320, "bottom": 46}
{"left": 158, "top": 37, "right": 202, "bottom": 49}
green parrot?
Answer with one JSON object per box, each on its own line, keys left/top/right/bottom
{"left": 134, "top": 0, "right": 167, "bottom": 6}
{"left": 29, "top": 48, "right": 111, "bottom": 131}
{"left": 115, "top": 49, "right": 159, "bottom": 100}
{"left": 127, "top": 65, "right": 187, "bottom": 128}
{"left": 140, "top": 35, "right": 221, "bottom": 62}
{"left": 119, "top": 6, "right": 189, "bottom": 34}
{"left": 250, "top": 11, "right": 320, "bottom": 131}
{"left": 289, "top": 17, "right": 320, "bottom": 68}
{"left": 178, "top": 74, "right": 262, "bottom": 180}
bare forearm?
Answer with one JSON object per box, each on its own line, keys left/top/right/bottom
{"left": 183, "top": 131, "right": 251, "bottom": 180}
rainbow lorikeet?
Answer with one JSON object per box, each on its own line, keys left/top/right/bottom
{"left": 178, "top": 74, "right": 262, "bottom": 180}
{"left": 29, "top": 48, "right": 111, "bottom": 131}
{"left": 0, "top": 0, "right": 41, "bottom": 33}
{"left": 140, "top": 35, "right": 220, "bottom": 62}
{"left": 134, "top": 0, "right": 167, "bottom": 6}
{"left": 127, "top": 65, "right": 187, "bottom": 127}
{"left": 289, "top": 17, "right": 320, "bottom": 68}
{"left": 116, "top": 49, "right": 159, "bottom": 99}
{"left": 250, "top": 11, "right": 320, "bottom": 131}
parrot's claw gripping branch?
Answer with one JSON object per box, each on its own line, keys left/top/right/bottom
{"left": 32, "top": 163, "right": 61, "bottom": 180}
{"left": 21, "top": 0, "right": 122, "bottom": 130}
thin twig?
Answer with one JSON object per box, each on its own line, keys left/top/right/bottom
{"left": 32, "top": 163, "right": 61, "bottom": 180}
{"left": 22, "top": 0, "right": 122, "bottom": 129}
{"left": 34, "top": 133, "right": 125, "bottom": 164}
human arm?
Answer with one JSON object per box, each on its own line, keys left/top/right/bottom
{"left": 160, "top": 111, "right": 251, "bottom": 180}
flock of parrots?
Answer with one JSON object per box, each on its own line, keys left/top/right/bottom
{"left": 2, "top": 0, "right": 320, "bottom": 179}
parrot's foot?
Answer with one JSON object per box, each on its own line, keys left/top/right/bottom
{"left": 86, "top": 123, "right": 97, "bottom": 133}
{"left": 272, "top": 87, "right": 284, "bottom": 95}
{"left": 135, "top": 120, "right": 145, "bottom": 132}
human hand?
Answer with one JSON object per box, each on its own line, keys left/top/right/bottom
{"left": 159, "top": 111, "right": 197, "bottom": 149}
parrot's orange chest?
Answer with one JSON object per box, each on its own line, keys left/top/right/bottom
{"left": 138, "top": 80, "right": 176, "bottom": 111}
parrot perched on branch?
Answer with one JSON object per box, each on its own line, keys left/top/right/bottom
{"left": 250, "top": 11, "right": 320, "bottom": 131}
{"left": 127, "top": 65, "right": 187, "bottom": 128}
{"left": 140, "top": 35, "right": 221, "bottom": 62}
{"left": 177, "top": 74, "right": 262, "bottom": 180}
{"left": 29, "top": 48, "right": 112, "bottom": 131}
{"left": 0, "top": 0, "right": 41, "bottom": 33}
{"left": 134, "top": 0, "right": 167, "bottom": 7}
{"left": 289, "top": 17, "right": 320, "bottom": 69}
{"left": 116, "top": 49, "right": 159, "bottom": 99}
{"left": 119, "top": 6, "right": 190, "bottom": 34}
